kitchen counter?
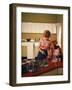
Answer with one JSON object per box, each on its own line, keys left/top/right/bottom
{"left": 21, "top": 41, "right": 39, "bottom": 46}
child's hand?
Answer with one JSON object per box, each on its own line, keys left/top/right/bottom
{"left": 39, "top": 49, "right": 45, "bottom": 55}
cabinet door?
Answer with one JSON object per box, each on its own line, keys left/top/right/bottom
{"left": 21, "top": 22, "right": 57, "bottom": 33}
{"left": 56, "top": 23, "right": 62, "bottom": 47}
{"left": 51, "top": 24, "right": 56, "bottom": 33}
{"left": 21, "top": 46, "right": 27, "bottom": 57}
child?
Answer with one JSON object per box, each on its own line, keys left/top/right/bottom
{"left": 37, "top": 30, "right": 51, "bottom": 62}
{"left": 52, "top": 41, "right": 63, "bottom": 62}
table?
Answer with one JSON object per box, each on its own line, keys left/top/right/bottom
{"left": 22, "top": 59, "right": 63, "bottom": 77}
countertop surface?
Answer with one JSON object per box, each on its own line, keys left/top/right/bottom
{"left": 22, "top": 41, "right": 39, "bottom": 46}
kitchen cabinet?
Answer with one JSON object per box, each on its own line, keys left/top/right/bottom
{"left": 22, "top": 42, "right": 39, "bottom": 59}
{"left": 21, "top": 22, "right": 57, "bottom": 33}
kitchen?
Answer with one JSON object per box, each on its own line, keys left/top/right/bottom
{"left": 21, "top": 13, "right": 63, "bottom": 77}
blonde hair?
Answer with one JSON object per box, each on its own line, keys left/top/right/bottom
{"left": 43, "top": 30, "right": 51, "bottom": 38}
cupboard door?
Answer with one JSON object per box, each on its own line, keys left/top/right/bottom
{"left": 21, "top": 22, "right": 57, "bottom": 33}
